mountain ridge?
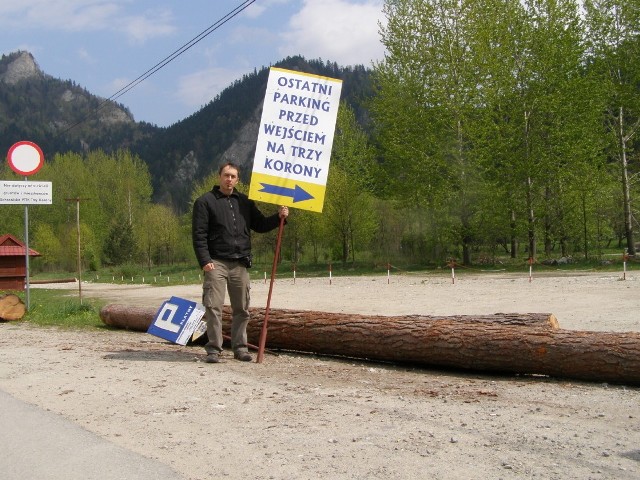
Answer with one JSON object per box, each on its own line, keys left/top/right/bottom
{"left": 0, "top": 51, "right": 374, "bottom": 213}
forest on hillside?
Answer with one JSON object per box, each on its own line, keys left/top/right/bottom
{"left": 2, "top": 0, "right": 639, "bottom": 273}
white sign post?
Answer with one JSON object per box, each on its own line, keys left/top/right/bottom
{"left": 5, "top": 141, "right": 46, "bottom": 311}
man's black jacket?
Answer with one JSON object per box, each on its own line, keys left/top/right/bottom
{"left": 192, "top": 186, "right": 281, "bottom": 268}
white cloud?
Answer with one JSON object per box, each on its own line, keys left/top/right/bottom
{"left": 243, "top": 0, "right": 292, "bottom": 19}
{"left": 119, "top": 8, "right": 176, "bottom": 43}
{"left": 0, "top": 0, "right": 122, "bottom": 31}
{"left": 279, "top": 0, "right": 386, "bottom": 66}
{"left": 0, "top": 1, "right": 176, "bottom": 43}
{"left": 176, "top": 67, "right": 245, "bottom": 109}
{"left": 76, "top": 47, "right": 96, "bottom": 64}
{"left": 107, "top": 76, "right": 132, "bottom": 93}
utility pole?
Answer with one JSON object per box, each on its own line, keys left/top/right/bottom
{"left": 65, "top": 197, "right": 90, "bottom": 304}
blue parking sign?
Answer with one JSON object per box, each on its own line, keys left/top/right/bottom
{"left": 147, "top": 296, "right": 206, "bottom": 345}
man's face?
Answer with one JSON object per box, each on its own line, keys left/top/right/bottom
{"left": 219, "top": 165, "right": 239, "bottom": 195}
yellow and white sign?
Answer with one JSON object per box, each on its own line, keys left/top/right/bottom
{"left": 249, "top": 67, "right": 342, "bottom": 212}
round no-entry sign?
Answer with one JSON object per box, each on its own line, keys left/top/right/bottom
{"left": 7, "top": 141, "right": 45, "bottom": 176}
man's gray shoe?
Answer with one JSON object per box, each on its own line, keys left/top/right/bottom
{"left": 233, "top": 351, "right": 252, "bottom": 362}
{"left": 204, "top": 353, "right": 220, "bottom": 363}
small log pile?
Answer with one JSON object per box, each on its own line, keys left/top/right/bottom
{"left": 99, "top": 304, "right": 640, "bottom": 385}
{"left": 0, "top": 294, "right": 26, "bottom": 321}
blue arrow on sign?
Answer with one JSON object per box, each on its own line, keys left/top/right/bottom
{"left": 259, "top": 183, "right": 314, "bottom": 203}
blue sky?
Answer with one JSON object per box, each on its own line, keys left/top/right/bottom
{"left": 1, "top": 0, "right": 386, "bottom": 127}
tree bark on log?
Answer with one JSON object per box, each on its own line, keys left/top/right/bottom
{"left": 246, "top": 313, "right": 640, "bottom": 385}
{"left": 30, "top": 278, "right": 77, "bottom": 284}
{"left": 99, "top": 304, "right": 640, "bottom": 384}
{"left": 100, "top": 304, "right": 160, "bottom": 331}
{"left": 0, "top": 294, "right": 26, "bottom": 321}
{"left": 99, "top": 304, "right": 559, "bottom": 332}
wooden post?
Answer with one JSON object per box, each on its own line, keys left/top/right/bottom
{"left": 256, "top": 216, "right": 286, "bottom": 363}
{"left": 65, "top": 197, "right": 90, "bottom": 304}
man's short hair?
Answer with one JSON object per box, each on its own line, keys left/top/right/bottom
{"left": 219, "top": 162, "right": 240, "bottom": 175}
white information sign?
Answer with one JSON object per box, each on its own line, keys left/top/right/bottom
{"left": 249, "top": 67, "right": 343, "bottom": 212}
{"left": 0, "top": 181, "right": 52, "bottom": 204}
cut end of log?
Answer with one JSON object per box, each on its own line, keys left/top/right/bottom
{"left": 0, "top": 294, "right": 26, "bottom": 321}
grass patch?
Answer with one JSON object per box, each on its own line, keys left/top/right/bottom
{"left": 5, "top": 289, "right": 106, "bottom": 329}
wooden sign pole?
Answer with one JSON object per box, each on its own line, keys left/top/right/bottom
{"left": 256, "top": 216, "right": 286, "bottom": 363}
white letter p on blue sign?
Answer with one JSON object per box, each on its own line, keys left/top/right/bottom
{"left": 154, "top": 302, "right": 181, "bottom": 333}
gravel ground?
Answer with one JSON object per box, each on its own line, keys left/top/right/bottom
{"left": 1, "top": 271, "right": 639, "bottom": 479}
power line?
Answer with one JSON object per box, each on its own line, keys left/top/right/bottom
{"left": 108, "top": 0, "right": 257, "bottom": 104}
{"left": 61, "top": 0, "right": 257, "bottom": 134}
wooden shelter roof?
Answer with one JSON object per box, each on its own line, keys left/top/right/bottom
{"left": 0, "top": 234, "right": 41, "bottom": 257}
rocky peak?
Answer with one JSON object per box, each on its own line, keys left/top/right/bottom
{"left": 0, "top": 51, "right": 43, "bottom": 85}
{"left": 219, "top": 105, "right": 262, "bottom": 174}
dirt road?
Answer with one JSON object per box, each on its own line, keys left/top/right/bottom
{"left": 1, "top": 271, "right": 638, "bottom": 479}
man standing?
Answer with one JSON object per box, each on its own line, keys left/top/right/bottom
{"left": 192, "top": 162, "right": 288, "bottom": 363}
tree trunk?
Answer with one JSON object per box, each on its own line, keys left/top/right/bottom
{"left": 619, "top": 107, "right": 636, "bottom": 256}
{"left": 101, "top": 304, "right": 640, "bottom": 384}
{"left": 510, "top": 209, "right": 518, "bottom": 259}
{"left": 100, "top": 304, "right": 559, "bottom": 332}
{"left": 30, "top": 278, "right": 77, "bottom": 284}
{"left": 102, "top": 304, "right": 640, "bottom": 384}
{"left": 527, "top": 175, "right": 536, "bottom": 259}
{"left": 0, "top": 294, "right": 26, "bottom": 321}
{"left": 244, "top": 311, "right": 640, "bottom": 385}
{"left": 100, "top": 304, "right": 160, "bottom": 331}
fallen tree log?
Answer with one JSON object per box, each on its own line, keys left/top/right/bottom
{"left": 99, "top": 304, "right": 560, "bottom": 332}
{"left": 100, "top": 304, "right": 559, "bottom": 335}
{"left": 0, "top": 294, "right": 26, "bottom": 321}
{"left": 100, "top": 305, "right": 159, "bottom": 331}
{"left": 30, "top": 278, "right": 77, "bottom": 284}
{"left": 247, "top": 313, "right": 640, "bottom": 385}
{"left": 99, "top": 304, "right": 640, "bottom": 384}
